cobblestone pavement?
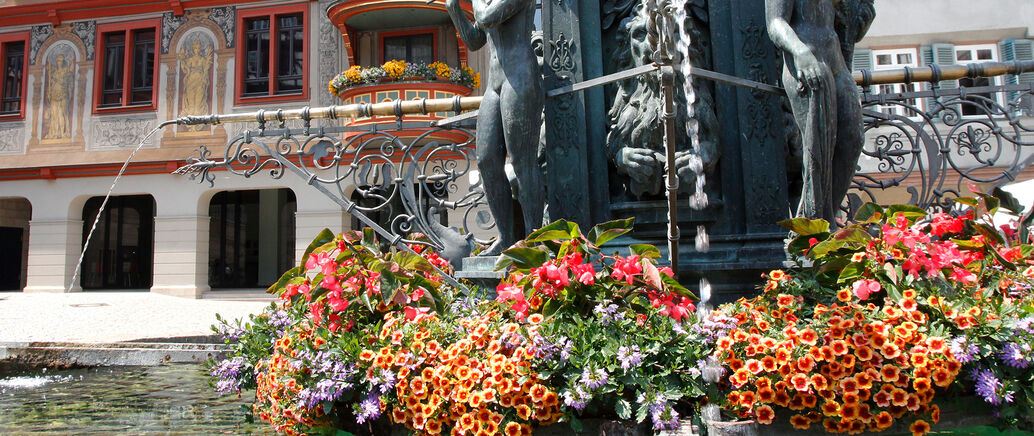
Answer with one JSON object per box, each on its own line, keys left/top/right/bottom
{"left": 0, "top": 292, "right": 270, "bottom": 343}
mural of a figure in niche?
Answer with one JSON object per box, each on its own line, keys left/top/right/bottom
{"left": 177, "top": 34, "right": 214, "bottom": 131}
{"left": 605, "top": 1, "right": 719, "bottom": 199}
{"left": 43, "top": 48, "right": 75, "bottom": 140}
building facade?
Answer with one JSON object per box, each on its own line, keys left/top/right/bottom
{"left": 0, "top": 0, "right": 486, "bottom": 297}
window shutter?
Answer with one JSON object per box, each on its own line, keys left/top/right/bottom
{"left": 852, "top": 47, "right": 873, "bottom": 94}
{"left": 999, "top": 39, "right": 1034, "bottom": 114}
{"left": 930, "top": 43, "right": 958, "bottom": 89}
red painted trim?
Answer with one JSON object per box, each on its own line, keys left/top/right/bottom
{"left": 0, "top": 31, "right": 30, "bottom": 121}
{"left": 92, "top": 18, "right": 162, "bottom": 115}
{"left": 0, "top": 0, "right": 279, "bottom": 28}
{"left": 378, "top": 28, "right": 438, "bottom": 64}
{"left": 234, "top": 2, "right": 310, "bottom": 106}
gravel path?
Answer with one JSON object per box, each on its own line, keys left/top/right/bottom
{"left": 0, "top": 292, "right": 270, "bottom": 343}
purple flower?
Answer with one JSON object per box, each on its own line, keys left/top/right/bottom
{"left": 1001, "top": 342, "right": 1031, "bottom": 369}
{"left": 211, "top": 357, "right": 246, "bottom": 394}
{"left": 650, "top": 403, "right": 680, "bottom": 431}
{"left": 563, "top": 386, "right": 591, "bottom": 411}
{"left": 581, "top": 367, "right": 609, "bottom": 390}
{"left": 973, "top": 368, "right": 1013, "bottom": 405}
{"left": 950, "top": 336, "right": 979, "bottom": 364}
{"left": 594, "top": 301, "right": 621, "bottom": 325}
{"left": 617, "top": 345, "right": 644, "bottom": 370}
{"left": 355, "top": 392, "right": 382, "bottom": 424}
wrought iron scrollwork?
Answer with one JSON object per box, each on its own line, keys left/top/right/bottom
{"left": 175, "top": 120, "right": 493, "bottom": 261}
{"left": 847, "top": 82, "right": 1034, "bottom": 216}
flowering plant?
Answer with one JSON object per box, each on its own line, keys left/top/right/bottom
{"left": 328, "top": 60, "right": 480, "bottom": 96}
{"left": 711, "top": 194, "right": 1034, "bottom": 432}
{"left": 492, "top": 219, "right": 709, "bottom": 431}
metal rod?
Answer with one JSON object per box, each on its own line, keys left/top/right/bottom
{"left": 854, "top": 60, "right": 1034, "bottom": 86}
{"left": 660, "top": 65, "right": 680, "bottom": 276}
{"left": 547, "top": 64, "right": 660, "bottom": 97}
{"left": 173, "top": 96, "right": 483, "bottom": 126}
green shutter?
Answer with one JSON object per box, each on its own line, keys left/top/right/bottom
{"left": 853, "top": 48, "right": 873, "bottom": 94}
{"left": 998, "top": 39, "right": 1034, "bottom": 113}
{"left": 930, "top": 43, "right": 959, "bottom": 89}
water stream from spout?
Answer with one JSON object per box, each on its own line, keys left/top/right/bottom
{"left": 67, "top": 122, "right": 177, "bottom": 292}
{"left": 669, "top": 0, "right": 713, "bottom": 309}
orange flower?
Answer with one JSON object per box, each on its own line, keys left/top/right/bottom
{"left": 930, "top": 405, "right": 941, "bottom": 423}
{"left": 755, "top": 405, "right": 775, "bottom": 425}
{"left": 740, "top": 390, "right": 757, "bottom": 407}
{"left": 746, "top": 359, "right": 763, "bottom": 375}
{"left": 875, "top": 410, "right": 894, "bottom": 429}
{"left": 810, "top": 374, "right": 828, "bottom": 391}
{"left": 891, "top": 388, "right": 908, "bottom": 407}
{"left": 769, "top": 270, "right": 786, "bottom": 281}
{"left": 790, "top": 373, "right": 810, "bottom": 392}
{"left": 840, "top": 403, "right": 860, "bottom": 420}
{"left": 821, "top": 400, "right": 840, "bottom": 416}
{"left": 761, "top": 356, "right": 778, "bottom": 372}
{"left": 910, "top": 419, "right": 931, "bottom": 436}
{"left": 527, "top": 313, "right": 544, "bottom": 324}
{"left": 932, "top": 368, "right": 953, "bottom": 387}
{"left": 757, "top": 387, "right": 776, "bottom": 403}
{"left": 529, "top": 384, "right": 547, "bottom": 403}
{"left": 789, "top": 414, "right": 811, "bottom": 429}
{"left": 777, "top": 294, "right": 795, "bottom": 308}
{"left": 836, "top": 288, "right": 852, "bottom": 302}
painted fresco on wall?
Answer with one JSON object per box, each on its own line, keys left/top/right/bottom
{"left": 41, "top": 44, "right": 75, "bottom": 141}
{"left": 177, "top": 31, "right": 214, "bottom": 132}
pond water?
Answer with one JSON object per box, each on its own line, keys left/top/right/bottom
{"left": 0, "top": 363, "right": 272, "bottom": 435}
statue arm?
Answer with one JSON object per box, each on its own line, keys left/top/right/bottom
{"left": 854, "top": 0, "right": 876, "bottom": 43}
{"left": 446, "top": 0, "right": 487, "bottom": 50}
{"left": 765, "top": 0, "right": 824, "bottom": 91}
{"left": 473, "top": 0, "right": 532, "bottom": 29}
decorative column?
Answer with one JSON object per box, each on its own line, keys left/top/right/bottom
{"left": 151, "top": 215, "right": 210, "bottom": 298}
{"left": 24, "top": 219, "right": 83, "bottom": 293}
{"left": 541, "top": 0, "right": 591, "bottom": 228}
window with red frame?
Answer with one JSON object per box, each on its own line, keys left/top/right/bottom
{"left": 383, "top": 33, "right": 435, "bottom": 64}
{"left": 96, "top": 22, "right": 158, "bottom": 109}
{"left": 0, "top": 35, "right": 27, "bottom": 117}
{"left": 240, "top": 8, "right": 305, "bottom": 98}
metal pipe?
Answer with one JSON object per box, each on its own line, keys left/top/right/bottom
{"left": 660, "top": 64, "right": 680, "bottom": 276}
{"left": 853, "top": 60, "right": 1034, "bottom": 86}
{"left": 173, "top": 96, "right": 483, "bottom": 126}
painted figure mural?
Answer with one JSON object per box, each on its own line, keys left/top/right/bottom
{"left": 43, "top": 50, "right": 74, "bottom": 140}
{"left": 178, "top": 35, "right": 213, "bottom": 130}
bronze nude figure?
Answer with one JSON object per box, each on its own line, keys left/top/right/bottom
{"left": 446, "top": 0, "right": 544, "bottom": 255}
{"left": 766, "top": 0, "right": 873, "bottom": 226}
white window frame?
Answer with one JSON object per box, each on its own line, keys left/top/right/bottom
{"left": 872, "top": 47, "right": 923, "bottom": 117}
{"left": 952, "top": 43, "right": 1004, "bottom": 116}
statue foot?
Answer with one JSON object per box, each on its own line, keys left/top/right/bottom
{"left": 480, "top": 239, "right": 507, "bottom": 256}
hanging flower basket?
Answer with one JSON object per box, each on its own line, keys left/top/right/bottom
{"left": 328, "top": 60, "right": 481, "bottom": 99}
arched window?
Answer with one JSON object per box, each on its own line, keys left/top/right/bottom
{"left": 81, "top": 195, "right": 155, "bottom": 290}
{"left": 209, "top": 189, "right": 296, "bottom": 289}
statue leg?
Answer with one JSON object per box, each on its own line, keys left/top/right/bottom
{"left": 500, "top": 81, "right": 544, "bottom": 237}
{"left": 785, "top": 68, "right": 837, "bottom": 222}
{"left": 477, "top": 90, "right": 515, "bottom": 256}
{"left": 830, "top": 69, "right": 865, "bottom": 219}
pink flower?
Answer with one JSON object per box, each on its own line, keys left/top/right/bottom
{"left": 404, "top": 305, "right": 431, "bottom": 322}
{"left": 611, "top": 255, "right": 642, "bottom": 285}
{"left": 852, "top": 279, "right": 881, "bottom": 300}
{"left": 949, "top": 266, "right": 977, "bottom": 284}
{"left": 573, "top": 263, "right": 596, "bottom": 285}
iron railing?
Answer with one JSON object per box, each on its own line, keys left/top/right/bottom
{"left": 848, "top": 77, "right": 1034, "bottom": 216}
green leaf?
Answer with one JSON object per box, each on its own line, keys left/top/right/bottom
{"left": 787, "top": 233, "right": 830, "bottom": 256}
{"left": 993, "top": 187, "right": 1024, "bottom": 215}
{"left": 336, "top": 430, "right": 357, "bottom": 436}
{"left": 886, "top": 205, "right": 928, "bottom": 222}
{"left": 569, "top": 416, "right": 583, "bottom": 433}
{"left": 635, "top": 402, "right": 649, "bottom": 423}
{"left": 588, "top": 218, "right": 635, "bottom": 246}
{"left": 392, "top": 251, "right": 434, "bottom": 273}
{"left": 778, "top": 217, "right": 830, "bottom": 235}
{"left": 266, "top": 266, "right": 302, "bottom": 295}
{"left": 661, "top": 273, "right": 696, "bottom": 300}
{"left": 615, "top": 399, "right": 631, "bottom": 420}
{"left": 833, "top": 226, "right": 873, "bottom": 244}
{"left": 629, "top": 244, "right": 662, "bottom": 259}
{"left": 952, "top": 197, "right": 979, "bottom": 208}
{"left": 853, "top": 203, "right": 884, "bottom": 223}
{"left": 809, "top": 239, "right": 845, "bottom": 258}
{"left": 526, "top": 220, "right": 580, "bottom": 243}
{"left": 838, "top": 262, "right": 864, "bottom": 284}
{"left": 361, "top": 228, "right": 379, "bottom": 253}
{"left": 497, "top": 247, "right": 549, "bottom": 270}
{"left": 301, "top": 228, "right": 336, "bottom": 267}
{"left": 378, "top": 268, "right": 402, "bottom": 305}
{"left": 972, "top": 222, "right": 1006, "bottom": 246}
